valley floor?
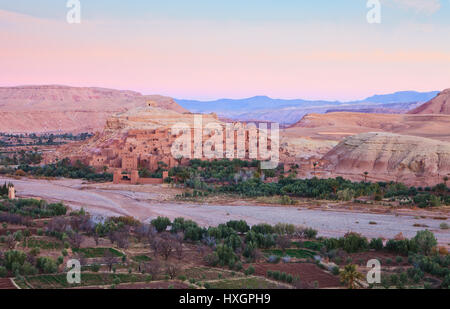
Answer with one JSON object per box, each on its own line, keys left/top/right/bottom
{"left": 1, "top": 176, "right": 449, "bottom": 247}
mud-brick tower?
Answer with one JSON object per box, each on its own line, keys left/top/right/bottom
{"left": 8, "top": 185, "right": 15, "bottom": 200}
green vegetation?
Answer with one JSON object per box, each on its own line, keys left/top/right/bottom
{"left": 0, "top": 182, "right": 13, "bottom": 197}
{"left": 264, "top": 248, "right": 315, "bottom": 259}
{"left": 71, "top": 247, "right": 124, "bottom": 258}
{"left": 204, "top": 277, "right": 280, "bottom": 289}
{"left": 324, "top": 232, "right": 369, "bottom": 253}
{"left": 267, "top": 270, "right": 294, "bottom": 283}
{"left": 17, "top": 158, "right": 112, "bottom": 182}
{"left": 0, "top": 198, "right": 67, "bottom": 218}
{"left": 25, "top": 273, "right": 147, "bottom": 289}
{"left": 0, "top": 194, "right": 447, "bottom": 290}
{"left": 169, "top": 160, "right": 450, "bottom": 208}
{"left": 0, "top": 150, "right": 42, "bottom": 166}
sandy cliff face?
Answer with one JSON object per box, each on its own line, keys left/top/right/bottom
{"left": 322, "top": 132, "right": 450, "bottom": 186}
{"left": 409, "top": 89, "right": 450, "bottom": 115}
{"left": 0, "top": 85, "right": 188, "bottom": 133}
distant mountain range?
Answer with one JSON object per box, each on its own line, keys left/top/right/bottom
{"left": 175, "top": 91, "right": 440, "bottom": 125}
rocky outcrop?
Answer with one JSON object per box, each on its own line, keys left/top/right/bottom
{"left": 322, "top": 132, "right": 450, "bottom": 185}
{"left": 0, "top": 85, "right": 189, "bottom": 133}
{"left": 409, "top": 89, "right": 450, "bottom": 115}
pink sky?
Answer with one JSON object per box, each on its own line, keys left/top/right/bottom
{"left": 1, "top": 9, "right": 449, "bottom": 100}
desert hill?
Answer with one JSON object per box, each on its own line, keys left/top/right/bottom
{"left": 409, "top": 88, "right": 450, "bottom": 115}
{"left": 0, "top": 85, "right": 188, "bottom": 133}
{"left": 286, "top": 112, "right": 450, "bottom": 142}
{"left": 322, "top": 132, "right": 450, "bottom": 186}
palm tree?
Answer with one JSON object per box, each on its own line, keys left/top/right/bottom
{"left": 175, "top": 155, "right": 184, "bottom": 166}
{"left": 313, "top": 162, "right": 319, "bottom": 177}
{"left": 339, "top": 264, "right": 364, "bottom": 289}
{"left": 444, "top": 176, "right": 449, "bottom": 187}
{"left": 363, "top": 171, "right": 369, "bottom": 183}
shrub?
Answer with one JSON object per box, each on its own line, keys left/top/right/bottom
{"left": 151, "top": 217, "right": 171, "bottom": 233}
{"left": 234, "top": 261, "right": 243, "bottom": 271}
{"left": 216, "top": 244, "right": 238, "bottom": 267}
{"left": 13, "top": 231, "right": 23, "bottom": 242}
{"left": 0, "top": 266, "right": 7, "bottom": 278}
{"left": 3, "top": 250, "right": 27, "bottom": 270}
{"left": 36, "top": 257, "right": 58, "bottom": 274}
{"left": 395, "top": 256, "right": 403, "bottom": 264}
{"left": 226, "top": 220, "right": 250, "bottom": 233}
{"left": 413, "top": 230, "right": 437, "bottom": 256}
{"left": 251, "top": 223, "right": 274, "bottom": 235}
{"left": 29, "top": 248, "right": 40, "bottom": 256}
{"left": 342, "top": 233, "right": 369, "bottom": 253}
{"left": 331, "top": 266, "right": 340, "bottom": 276}
{"left": 21, "top": 262, "right": 38, "bottom": 276}
{"left": 369, "top": 238, "right": 383, "bottom": 251}
{"left": 442, "top": 274, "right": 450, "bottom": 289}
{"left": 399, "top": 272, "right": 408, "bottom": 285}
{"left": 91, "top": 264, "right": 100, "bottom": 272}
{"left": 245, "top": 266, "right": 255, "bottom": 276}
{"left": 272, "top": 271, "right": 281, "bottom": 280}
{"left": 204, "top": 252, "right": 220, "bottom": 267}
{"left": 304, "top": 228, "right": 318, "bottom": 239}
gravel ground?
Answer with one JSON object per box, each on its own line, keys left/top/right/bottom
{"left": 2, "top": 177, "right": 449, "bottom": 245}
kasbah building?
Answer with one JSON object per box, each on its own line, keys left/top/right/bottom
{"left": 69, "top": 105, "right": 281, "bottom": 185}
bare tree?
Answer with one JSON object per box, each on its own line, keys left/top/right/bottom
{"left": 166, "top": 264, "right": 179, "bottom": 280}
{"left": 113, "top": 231, "right": 129, "bottom": 249}
{"left": 196, "top": 245, "right": 211, "bottom": 258}
{"left": 93, "top": 232, "right": 100, "bottom": 246}
{"left": 158, "top": 233, "right": 174, "bottom": 260}
{"left": 175, "top": 242, "right": 184, "bottom": 260}
{"left": 135, "top": 223, "right": 150, "bottom": 241}
{"left": 104, "top": 249, "right": 117, "bottom": 272}
{"left": 69, "top": 231, "right": 84, "bottom": 249}
{"left": 150, "top": 236, "right": 160, "bottom": 257}
{"left": 276, "top": 235, "right": 291, "bottom": 253}
{"left": 144, "top": 259, "right": 161, "bottom": 279}
{"left": 47, "top": 217, "right": 68, "bottom": 234}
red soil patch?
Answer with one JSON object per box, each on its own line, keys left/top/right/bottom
{"left": 0, "top": 278, "right": 17, "bottom": 289}
{"left": 252, "top": 263, "right": 341, "bottom": 288}
{"left": 335, "top": 251, "right": 409, "bottom": 267}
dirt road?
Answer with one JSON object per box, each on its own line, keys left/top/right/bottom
{"left": 1, "top": 177, "right": 449, "bottom": 245}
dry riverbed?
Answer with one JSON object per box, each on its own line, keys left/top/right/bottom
{"left": 1, "top": 176, "right": 449, "bottom": 246}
